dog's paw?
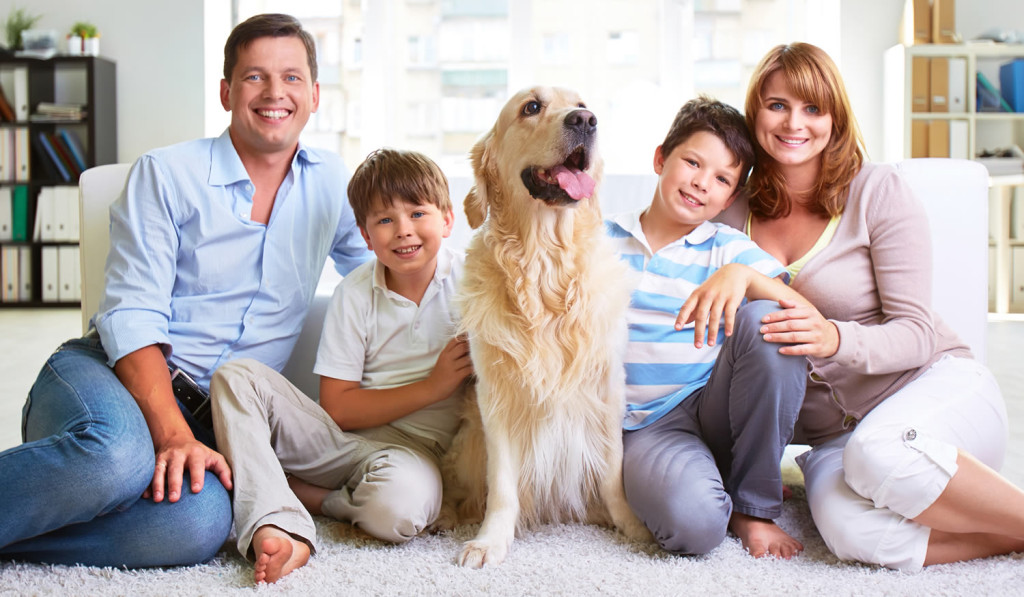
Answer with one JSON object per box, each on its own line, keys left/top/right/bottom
{"left": 457, "top": 539, "right": 508, "bottom": 569}
{"left": 619, "top": 517, "right": 655, "bottom": 543}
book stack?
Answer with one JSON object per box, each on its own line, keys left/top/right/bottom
{"left": 34, "top": 130, "right": 89, "bottom": 183}
{"left": 30, "top": 102, "right": 87, "bottom": 122}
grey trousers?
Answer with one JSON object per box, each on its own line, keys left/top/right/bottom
{"left": 622, "top": 300, "right": 807, "bottom": 555}
{"left": 210, "top": 359, "right": 443, "bottom": 560}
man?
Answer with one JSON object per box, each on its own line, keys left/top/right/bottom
{"left": 0, "top": 13, "right": 369, "bottom": 568}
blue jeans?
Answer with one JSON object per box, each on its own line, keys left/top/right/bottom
{"left": 0, "top": 335, "right": 232, "bottom": 567}
{"left": 622, "top": 300, "right": 807, "bottom": 555}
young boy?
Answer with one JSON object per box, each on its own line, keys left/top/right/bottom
{"left": 210, "top": 148, "right": 472, "bottom": 584}
{"left": 605, "top": 97, "right": 808, "bottom": 560}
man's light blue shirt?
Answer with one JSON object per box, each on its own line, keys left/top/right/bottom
{"left": 93, "top": 129, "right": 371, "bottom": 390}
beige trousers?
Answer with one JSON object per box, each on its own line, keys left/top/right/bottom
{"left": 210, "top": 359, "right": 443, "bottom": 560}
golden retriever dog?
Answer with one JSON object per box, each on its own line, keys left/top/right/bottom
{"left": 439, "top": 86, "right": 651, "bottom": 568}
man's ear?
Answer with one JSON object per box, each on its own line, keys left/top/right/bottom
{"left": 220, "top": 79, "right": 231, "bottom": 111}
{"left": 311, "top": 81, "right": 320, "bottom": 113}
{"left": 653, "top": 145, "right": 665, "bottom": 175}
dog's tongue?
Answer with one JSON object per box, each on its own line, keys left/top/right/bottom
{"left": 551, "top": 165, "right": 595, "bottom": 200}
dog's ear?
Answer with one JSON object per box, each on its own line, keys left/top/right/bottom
{"left": 465, "top": 128, "right": 494, "bottom": 229}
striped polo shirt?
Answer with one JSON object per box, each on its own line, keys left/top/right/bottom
{"left": 606, "top": 209, "right": 786, "bottom": 430}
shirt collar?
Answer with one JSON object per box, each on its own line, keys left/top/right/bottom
{"left": 371, "top": 245, "right": 454, "bottom": 296}
{"left": 208, "top": 128, "right": 321, "bottom": 186}
{"left": 609, "top": 208, "right": 719, "bottom": 248}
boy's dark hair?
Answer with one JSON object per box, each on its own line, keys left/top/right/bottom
{"left": 348, "top": 148, "right": 452, "bottom": 228}
{"left": 223, "top": 13, "right": 318, "bottom": 82}
{"left": 660, "top": 95, "right": 755, "bottom": 187}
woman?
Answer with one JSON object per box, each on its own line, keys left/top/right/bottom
{"left": 714, "top": 42, "right": 1024, "bottom": 571}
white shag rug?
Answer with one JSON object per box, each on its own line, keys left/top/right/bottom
{"left": 3, "top": 476, "right": 1024, "bottom": 597}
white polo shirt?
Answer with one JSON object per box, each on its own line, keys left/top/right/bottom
{"left": 314, "top": 245, "right": 464, "bottom": 447}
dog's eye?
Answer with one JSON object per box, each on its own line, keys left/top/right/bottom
{"left": 522, "top": 101, "right": 541, "bottom": 116}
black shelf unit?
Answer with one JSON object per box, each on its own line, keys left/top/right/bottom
{"left": 0, "top": 55, "right": 117, "bottom": 308}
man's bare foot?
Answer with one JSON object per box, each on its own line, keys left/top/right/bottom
{"left": 287, "top": 476, "right": 330, "bottom": 516}
{"left": 730, "top": 512, "right": 803, "bottom": 559}
{"left": 252, "top": 525, "right": 311, "bottom": 584}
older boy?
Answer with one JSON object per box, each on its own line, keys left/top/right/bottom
{"left": 606, "top": 97, "right": 808, "bottom": 560}
{"left": 211, "top": 148, "right": 471, "bottom": 583}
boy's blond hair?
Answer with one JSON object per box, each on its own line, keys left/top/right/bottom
{"left": 348, "top": 148, "right": 451, "bottom": 228}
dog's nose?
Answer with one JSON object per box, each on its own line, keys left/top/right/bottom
{"left": 564, "top": 109, "right": 597, "bottom": 135}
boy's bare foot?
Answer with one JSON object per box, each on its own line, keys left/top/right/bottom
{"left": 730, "top": 512, "right": 803, "bottom": 559}
{"left": 252, "top": 525, "right": 311, "bottom": 584}
{"left": 287, "top": 476, "right": 330, "bottom": 516}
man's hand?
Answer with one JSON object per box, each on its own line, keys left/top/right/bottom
{"left": 146, "top": 434, "right": 233, "bottom": 502}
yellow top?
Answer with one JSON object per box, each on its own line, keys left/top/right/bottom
{"left": 746, "top": 212, "right": 842, "bottom": 283}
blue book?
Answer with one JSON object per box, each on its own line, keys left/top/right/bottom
{"left": 36, "top": 132, "right": 71, "bottom": 181}
{"left": 58, "top": 129, "right": 88, "bottom": 172}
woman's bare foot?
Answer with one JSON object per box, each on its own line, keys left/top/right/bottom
{"left": 287, "top": 476, "right": 330, "bottom": 516}
{"left": 730, "top": 512, "right": 803, "bottom": 559}
{"left": 252, "top": 525, "right": 311, "bottom": 584}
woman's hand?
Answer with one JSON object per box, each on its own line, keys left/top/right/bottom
{"left": 760, "top": 298, "right": 840, "bottom": 358}
{"left": 675, "top": 264, "right": 752, "bottom": 348}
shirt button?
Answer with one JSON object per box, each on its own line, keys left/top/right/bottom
{"left": 903, "top": 428, "right": 917, "bottom": 441}
{"left": 245, "top": 184, "right": 252, "bottom": 192}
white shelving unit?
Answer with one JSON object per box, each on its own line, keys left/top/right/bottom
{"left": 884, "top": 43, "right": 1024, "bottom": 314}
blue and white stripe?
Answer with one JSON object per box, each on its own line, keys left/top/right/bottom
{"left": 606, "top": 208, "right": 785, "bottom": 430}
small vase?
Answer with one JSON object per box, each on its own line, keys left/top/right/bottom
{"left": 67, "top": 35, "right": 82, "bottom": 55}
{"left": 84, "top": 37, "right": 100, "bottom": 57}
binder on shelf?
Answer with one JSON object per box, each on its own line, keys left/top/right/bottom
{"left": 58, "top": 245, "right": 80, "bottom": 302}
{"left": 0, "top": 84, "right": 15, "bottom": 121}
{"left": 911, "top": 57, "right": 930, "bottom": 113}
{"left": 928, "top": 120, "right": 950, "bottom": 158}
{"left": 0, "top": 128, "right": 9, "bottom": 180}
{"left": 52, "top": 186, "right": 80, "bottom": 242}
{"left": 0, "top": 187, "right": 11, "bottom": 241}
{"left": 911, "top": 120, "right": 929, "bottom": 158}
{"left": 11, "top": 65, "right": 28, "bottom": 121}
{"left": 18, "top": 245, "right": 31, "bottom": 301}
{"left": 41, "top": 246, "right": 59, "bottom": 302}
{"left": 1, "top": 245, "right": 19, "bottom": 301}
{"left": 11, "top": 185, "right": 28, "bottom": 241}
{"left": 948, "top": 57, "right": 967, "bottom": 113}
{"left": 37, "top": 132, "right": 72, "bottom": 182}
{"left": 977, "top": 72, "right": 1013, "bottom": 112}
{"left": 930, "top": 57, "right": 949, "bottom": 112}
{"left": 58, "top": 130, "right": 88, "bottom": 172}
{"left": 932, "top": 0, "right": 956, "bottom": 44}
{"left": 949, "top": 119, "right": 968, "bottom": 160}
{"left": 900, "top": 0, "right": 931, "bottom": 45}
{"left": 14, "top": 127, "right": 29, "bottom": 181}
{"left": 1000, "top": 59, "right": 1024, "bottom": 112}
{"left": 34, "top": 187, "right": 56, "bottom": 241}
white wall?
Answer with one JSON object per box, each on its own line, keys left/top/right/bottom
{"left": 6, "top": 0, "right": 211, "bottom": 163}
{"left": 9, "top": 0, "right": 1024, "bottom": 165}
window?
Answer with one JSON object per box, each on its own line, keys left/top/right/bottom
{"left": 230, "top": 0, "right": 839, "bottom": 175}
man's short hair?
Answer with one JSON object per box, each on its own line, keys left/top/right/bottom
{"left": 223, "top": 13, "right": 317, "bottom": 82}
{"left": 660, "top": 96, "right": 755, "bottom": 188}
{"left": 348, "top": 148, "right": 452, "bottom": 229}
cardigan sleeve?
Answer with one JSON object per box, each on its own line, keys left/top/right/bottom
{"left": 823, "top": 167, "right": 937, "bottom": 374}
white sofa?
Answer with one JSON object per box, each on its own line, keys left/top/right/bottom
{"left": 79, "top": 158, "right": 989, "bottom": 400}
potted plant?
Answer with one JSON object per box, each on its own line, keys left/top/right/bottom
{"left": 3, "top": 7, "right": 42, "bottom": 51}
{"left": 68, "top": 21, "right": 99, "bottom": 56}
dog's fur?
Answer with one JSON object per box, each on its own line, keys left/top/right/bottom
{"left": 439, "top": 87, "right": 651, "bottom": 568}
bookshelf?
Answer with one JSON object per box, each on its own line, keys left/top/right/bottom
{"left": 0, "top": 55, "right": 117, "bottom": 308}
{"left": 883, "top": 43, "right": 1024, "bottom": 314}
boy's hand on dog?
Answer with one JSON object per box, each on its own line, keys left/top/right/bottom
{"left": 427, "top": 335, "right": 475, "bottom": 401}
{"left": 675, "top": 264, "right": 750, "bottom": 348}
